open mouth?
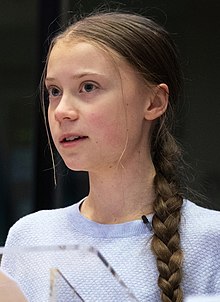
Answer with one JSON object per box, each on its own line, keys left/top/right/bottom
{"left": 61, "top": 136, "right": 88, "bottom": 143}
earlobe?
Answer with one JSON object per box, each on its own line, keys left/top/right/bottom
{"left": 144, "top": 83, "right": 169, "bottom": 121}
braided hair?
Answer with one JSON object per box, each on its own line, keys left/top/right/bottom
{"left": 43, "top": 11, "right": 185, "bottom": 302}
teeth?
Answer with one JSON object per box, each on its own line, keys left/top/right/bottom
{"left": 65, "top": 136, "right": 80, "bottom": 141}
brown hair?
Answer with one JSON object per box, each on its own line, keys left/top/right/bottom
{"left": 43, "top": 12, "right": 185, "bottom": 302}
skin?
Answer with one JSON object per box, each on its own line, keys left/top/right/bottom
{"left": 0, "top": 270, "right": 27, "bottom": 302}
{"left": 46, "top": 40, "right": 168, "bottom": 223}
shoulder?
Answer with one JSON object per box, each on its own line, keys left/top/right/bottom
{"left": 4, "top": 202, "right": 80, "bottom": 246}
{"left": 181, "top": 200, "right": 220, "bottom": 247}
{"left": 11, "top": 205, "right": 74, "bottom": 230}
{"left": 182, "top": 200, "right": 220, "bottom": 229}
{"left": 181, "top": 201, "right": 220, "bottom": 291}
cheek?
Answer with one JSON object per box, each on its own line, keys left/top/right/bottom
{"left": 47, "top": 106, "right": 52, "bottom": 125}
{"left": 87, "top": 112, "right": 107, "bottom": 129}
{"left": 87, "top": 111, "right": 126, "bottom": 144}
{"left": 47, "top": 110, "right": 56, "bottom": 140}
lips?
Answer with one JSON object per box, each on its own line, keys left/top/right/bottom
{"left": 59, "top": 134, "right": 88, "bottom": 144}
{"left": 62, "top": 135, "right": 85, "bottom": 142}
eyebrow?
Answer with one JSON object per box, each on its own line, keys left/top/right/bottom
{"left": 45, "top": 72, "right": 105, "bottom": 83}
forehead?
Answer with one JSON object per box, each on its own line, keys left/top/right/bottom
{"left": 47, "top": 40, "right": 119, "bottom": 72}
{"left": 46, "top": 40, "right": 147, "bottom": 90}
{"left": 47, "top": 40, "right": 142, "bottom": 79}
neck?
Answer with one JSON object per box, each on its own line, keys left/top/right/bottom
{"left": 80, "top": 160, "right": 156, "bottom": 224}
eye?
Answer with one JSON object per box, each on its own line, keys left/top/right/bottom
{"left": 80, "top": 82, "right": 98, "bottom": 93}
{"left": 46, "top": 86, "right": 62, "bottom": 98}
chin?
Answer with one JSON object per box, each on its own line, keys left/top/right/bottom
{"left": 64, "top": 160, "right": 88, "bottom": 172}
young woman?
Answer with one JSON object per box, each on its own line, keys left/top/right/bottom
{"left": 1, "top": 11, "right": 220, "bottom": 302}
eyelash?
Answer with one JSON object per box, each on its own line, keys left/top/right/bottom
{"left": 45, "top": 81, "right": 99, "bottom": 101}
{"left": 80, "top": 82, "right": 99, "bottom": 93}
{"left": 46, "top": 86, "right": 62, "bottom": 98}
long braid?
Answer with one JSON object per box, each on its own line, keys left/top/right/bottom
{"left": 44, "top": 11, "right": 185, "bottom": 302}
{"left": 151, "top": 121, "right": 184, "bottom": 302}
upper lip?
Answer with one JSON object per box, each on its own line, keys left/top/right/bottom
{"left": 59, "top": 133, "right": 88, "bottom": 143}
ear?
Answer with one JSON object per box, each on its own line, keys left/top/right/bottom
{"left": 144, "top": 84, "right": 169, "bottom": 121}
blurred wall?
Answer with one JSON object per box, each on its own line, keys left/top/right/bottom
{"left": 0, "top": 0, "right": 219, "bottom": 245}
{"left": 0, "top": 0, "right": 38, "bottom": 244}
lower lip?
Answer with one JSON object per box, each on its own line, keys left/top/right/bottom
{"left": 60, "top": 137, "right": 88, "bottom": 148}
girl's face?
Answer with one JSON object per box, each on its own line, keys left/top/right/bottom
{"left": 46, "top": 40, "right": 153, "bottom": 172}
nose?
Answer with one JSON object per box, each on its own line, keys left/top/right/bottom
{"left": 54, "top": 94, "right": 79, "bottom": 123}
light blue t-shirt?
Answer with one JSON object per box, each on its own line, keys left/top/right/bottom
{"left": 1, "top": 200, "right": 220, "bottom": 301}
